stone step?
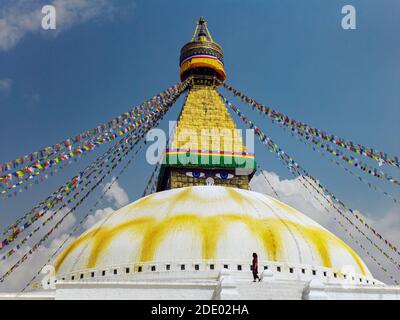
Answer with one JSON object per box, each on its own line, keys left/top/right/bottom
{"left": 235, "top": 281, "right": 305, "bottom": 300}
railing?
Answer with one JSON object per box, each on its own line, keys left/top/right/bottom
{"left": 56, "top": 259, "right": 382, "bottom": 287}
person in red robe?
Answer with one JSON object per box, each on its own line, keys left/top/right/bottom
{"left": 252, "top": 252, "right": 261, "bottom": 282}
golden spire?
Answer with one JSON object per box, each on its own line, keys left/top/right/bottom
{"left": 180, "top": 17, "right": 226, "bottom": 83}
{"left": 190, "top": 16, "right": 214, "bottom": 42}
{"left": 157, "top": 17, "right": 255, "bottom": 192}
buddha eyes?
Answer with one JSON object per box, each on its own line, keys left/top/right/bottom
{"left": 186, "top": 171, "right": 205, "bottom": 178}
{"left": 185, "top": 171, "right": 234, "bottom": 180}
{"left": 215, "top": 173, "right": 234, "bottom": 180}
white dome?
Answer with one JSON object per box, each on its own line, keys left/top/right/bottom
{"left": 55, "top": 186, "right": 371, "bottom": 278}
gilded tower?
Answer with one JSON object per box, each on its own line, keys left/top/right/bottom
{"left": 157, "top": 17, "right": 256, "bottom": 191}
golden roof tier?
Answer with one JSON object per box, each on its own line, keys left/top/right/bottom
{"left": 157, "top": 85, "right": 255, "bottom": 191}
{"left": 179, "top": 17, "right": 226, "bottom": 83}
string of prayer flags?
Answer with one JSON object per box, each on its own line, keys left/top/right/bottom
{"left": 281, "top": 124, "right": 400, "bottom": 205}
{"left": 0, "top": 80, "right": 188, "bottom": 174}
{"left": 288, "top": 125, "right": 400, "bottom": 187}
{"left": 296, "top": 175, "right": 399, "bottom": 284}
{"left": 0, "top": 79, "right": 191, "bottom": 196}
{"left": 0, "top": 79, "right": 187, "bottom": 282}
{"left": 225, "top": 96, "right": 400, "bottom": 280}
{"left": 0, "top": 79, "right": 189, "bottom": 255}
{"left": 0, "top": 80, "right": 188, "bottom": 177}
{"left": 0, "top": 131, "right": 142, "bottom": 253}
{"left": 255, "top": 165, "right": 399, "bottom": 284}
{"left": 1, "top": 132, "right": 145, "bottom": 261}
{"left": 221, "top": 94, "right": 400, "bottom": 262}
{"left": 222, "top": 83, "right": 400, "bottom": 169}
{"left": 21, "top": 142, "right": 146, "bottom": 293}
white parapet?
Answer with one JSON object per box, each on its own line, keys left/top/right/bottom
{"left": 261, "top": 270, "right": 274, "bottom": 282}
{"left": 213, "top": 268, "right": 239, "bottom": 300}
{"left": 303, "top": 279, "right": 328, "bottom": 300}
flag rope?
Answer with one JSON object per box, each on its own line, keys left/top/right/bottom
{"left": 0, "top": 82, "right": 188, "bottom": 174}
{"left": 296, "top": 176, "right": 399, "bottom": 285}
{"left": 222, "top": 83, "right": 400, "bottom": 170}
{"left": 0, "top": 79, "right": 190, "bottom": 255}
{"left": 0, "top": 129, "right": 144, "bottom": 260}
{"left": 142, "top": 114, "right": 179, "bottom": 197}
{"left": 0, "top": 81, "right": 189, "bottom": 195}
{"left": 253, "top": 166, "right": 280, "bottom": 199}
{"left": 20, "top": 141, "right": 146, "bottom": 293}
{"left": 222, "top": 94, "right": 400, "bottom": 269}
{"left": 251, "top": 168, "right": 398, "bottom": 284}
{"left": 280, "top": 123, "right": 400, "bottom": 205}
{"left": 0, "top": 80, "right": 186, "bottom": 283}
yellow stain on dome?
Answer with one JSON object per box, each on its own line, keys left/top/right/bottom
{"left": 335, "top": 237, "right": 367, "bottom": 275}
{"left": 87, "top": 217, "right": 155, "bottom": 268}
{"left": 139, "top": 215, "right": 204, "bottom": 261}
{"left": 241, "top": 216, "right": 281, "bottom": 261}
{"left": 100, "top": 213, "right": 284, "bottom": 263}
{"left": 199, "top": 215, "right": 228, "bottom": 259}
{"left": 129, "top": 187, "right": 193, "bottom": 213}
{"left": 54, "top": 229, "right": 97, "bottom": 272}
{"left": 164, "top": 188, "right": 193, "bottom": 214}
{"left": 223, "top": 189, "right": 283, "bottom": 261}
{"left": 54, "top": 187, "right": 367, "bottom": 276}
{"left": 55, "top": 211, "right": 366, "bottom": 276}
{"left": 265, "top": 195, "right": 366, "bottom": 274}
{"left": 301, "top": 226, "right": 332, "bottom": 268}
{"left": 225, "top": 188, "right": 248, "bottom": 208}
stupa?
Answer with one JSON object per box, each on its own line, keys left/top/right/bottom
{"left": 3, "top": 17, "right": 400, "bottom": 300}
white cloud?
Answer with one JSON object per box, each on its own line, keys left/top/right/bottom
{"left": 0, "top": 203, "right": 117, "bottom": 292}
{"left": 0, "top": 78, "right": 13, "bottom": 95}
{"left": 0, "top": 0, "right": 134, "bottom": 51}
{"left": 102, "top": 178, "right": 129, "bottom": 208}
{"left": 369, "top": 209, "right": 400, "bottom": 246}
{"left": 0, "top": 202, "right": 120, "bottom": 292}
{"left": 250, "top": 171, "right": 332, "bottom": 227}
{"left": 83, "top": 207, "right": 114, "bottom": 230}
{"left": 0, "top": 207, "right": 77, "bottom": 292}
{"left": 0, "top": 232, "right": 78, "bottom": 292}
{"left": 250, "top": 170, "right": 400, "bottom": 285}
{"left": 0, "top": 178, "right": 129, "bottom": 291}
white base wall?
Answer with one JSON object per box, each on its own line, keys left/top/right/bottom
{"left": 1, "top": 269, "right": 400, "bottom": 300}
{"left": 55, "top": 281, "right": 216, "bottom": 300}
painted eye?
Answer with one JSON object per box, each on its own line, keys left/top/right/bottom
{"left": 215, "top": 173, "right": 234, "bottom": 180}
{"left": 186, "top": 171, "right": 205, "bottom": 178}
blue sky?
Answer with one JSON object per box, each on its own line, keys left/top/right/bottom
{"left": 0, "top": 0, "right": 399, "bottom": 286}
